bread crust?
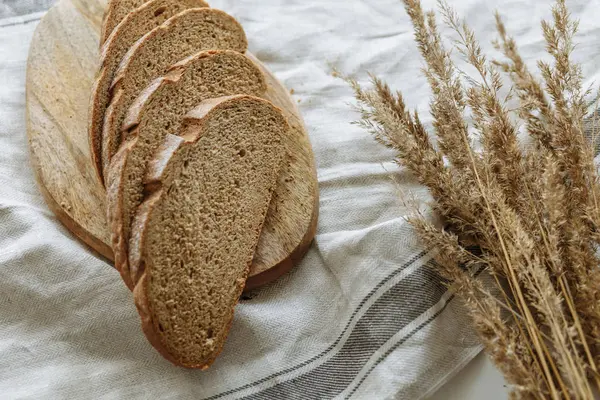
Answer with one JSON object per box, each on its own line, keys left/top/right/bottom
{"left": 106, "top": 137, "right": 137, "bottom": 290}
{"left": 128, "top": 134, "right": 184, "bottom": 285}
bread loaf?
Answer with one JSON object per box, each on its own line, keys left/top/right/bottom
{"left": 100, "top": 0, "right": 210, "bottom": 44}
{"left": 106, "top": 50, "right": 266, "bottom": 289}
{"left": 128, "top": 95, "right": 287, "bottom": 368}
{"left": 97, "top": 8, "right": 247, "bottom": 183}
{"left": 89, "top": 0, "right": 209, "bottom": 183}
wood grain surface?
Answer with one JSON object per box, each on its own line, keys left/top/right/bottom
{"left": 26, "top": 0, "right": 318, "bottom": 289}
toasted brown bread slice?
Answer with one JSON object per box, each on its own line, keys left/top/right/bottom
{"left": 128, "top": 95, "right": 287, "bottom": 368}
{"left": 106, "top": 50, "right": 266, "bottom": 290}
{"left": 90, "top": 0, "right": 210, "bottom": 184}
{"left": 96, "top": 8, "right": 247, "bottom": 184}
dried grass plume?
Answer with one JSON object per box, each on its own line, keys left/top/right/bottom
{"left": 348, "top": 0, "right": 600, "bottom": 398}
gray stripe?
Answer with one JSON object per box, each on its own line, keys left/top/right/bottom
{"left": 344, "top": 293, "right": 455, "bottom": 399}
{"left": 344, "top": 263, "right": 484, "bottom": 398}
{"left": 205, "top": 251, "right": 429, "bottom": 400}
{"left": 0, "top": 0, "right": 55, "bottom": 19}
{"left": 238, "top": 263, "right": 447, "bottom": 400}
{"left": 584, "top": 108, "right": 600, "bottom": 156}
{"left": 0, "top": 14, "right": 43, "bottom": 28}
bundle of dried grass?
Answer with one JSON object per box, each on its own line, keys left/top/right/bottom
{"left": 347, "top": 0, "right": 600, "bottom": 398}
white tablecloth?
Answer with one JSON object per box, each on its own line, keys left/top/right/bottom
{"left": 4, "top": 0, "right": 597, "bottom": 398}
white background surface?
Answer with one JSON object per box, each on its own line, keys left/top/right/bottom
{"left": 431, "top": 354, "right": 508, "bottom": 399}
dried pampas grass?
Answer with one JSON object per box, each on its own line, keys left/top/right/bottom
{"left": 348, "top": 0, "right": 600, "bottom": 398}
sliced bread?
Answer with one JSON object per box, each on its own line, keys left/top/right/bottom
{"left": 97, "top": 8, "right": 247, "bottom": 184}
{"left": 89, "top": 0, "right": 209, "bottom": 184}
{"left": 106, "top": 50, "right": 266, "bottom": 289}
{"left": 128, "top": 95, "right": 287, "bottom": 368}
{"left": 101, "top": 0, "right": 148, "bottom": 45}
{"left": 101, "top": 0, "right": 210, "bottom": 44}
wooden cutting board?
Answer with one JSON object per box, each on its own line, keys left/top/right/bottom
{"left": 26, "top": 0, "right": 319, "bottom": 290}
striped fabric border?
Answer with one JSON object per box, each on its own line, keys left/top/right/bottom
{"left": 343, "top": 293, "right": 455, "bottom": 399}
{"left": 203, "top": 251, "right": 458, "bottom": 400}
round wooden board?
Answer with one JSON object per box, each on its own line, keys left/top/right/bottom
{"left": 26, "top": 0, "right": 319, "bottom": 290}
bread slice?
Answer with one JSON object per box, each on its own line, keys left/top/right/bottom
{"left": 106, "top": 50, "right": 266, "bottom": 290}
{"left": 101, "top": 0, "right": 147, "bottom": 45}
{"left": 100, "top": 0, "right": 210, "bottom": 44}
{"left": 89, "top": 0, "right": 209, "bottom": 184}
{"left": 96, "top": 8, "right": 247, "bottom": 184}
{"left": 128, "top": 95, "right": 287, "bottom": 368}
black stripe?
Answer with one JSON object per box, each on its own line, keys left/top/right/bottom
{"left": 345, "top": 262, "right": 484, "bottom": 398}
{"left": 205, "top": 250, "right": 429, "bottom": 400}
{"left": 344, "top": 293, "right": 455, "bottom": 399}
{"left": 238, "top": 263, "right": 448, "bottom": 400}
